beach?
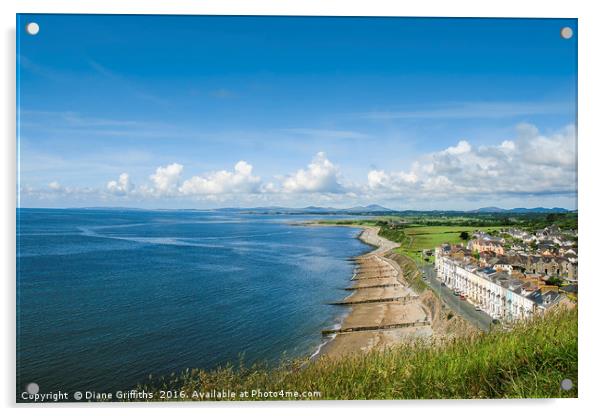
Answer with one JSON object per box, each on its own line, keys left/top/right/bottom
{"left": 320, "top": 226, "right": 433, "bottom": 358}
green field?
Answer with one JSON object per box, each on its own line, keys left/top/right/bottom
{"left": 133, "top": 308, "right": 577, "bottom": 400}
{"left": 405, "top": 225, "right": 504, "bottom": 247}
{"left": 381, "top": 225, "right": 505, "bottom": 264}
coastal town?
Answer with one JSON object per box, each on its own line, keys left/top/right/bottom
{"left": 434, "top": 224, "right": 578, "bottom": 323}
{"left": 310, "top": 212, "right": 579, "bottom": 359}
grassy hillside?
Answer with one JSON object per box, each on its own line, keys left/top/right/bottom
{"left": 134, "top": 308, "right": 577, "bottom": 400}
{"left": 386, "top": 250, "right": 429, "bottom": 292}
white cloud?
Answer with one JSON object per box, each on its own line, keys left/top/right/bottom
{"left": 47, "top": 181, "right": 78, "bottom": 194}
{"left": 260, "top": 182, "right": 278, "bottom": 193}
{"left": 106, "top": 173, "right": 133, "bottom": 196}
{"left": 149, "top": 163, "right": 183, "bottom": 196}
{"left": 364, "top": 123, "right": 577, "bottom": 199}
{"left": 48, "top": 181, "right": 62, "bottom": 191}
{"left": 282, "top": 152, "right": 344, "bottom": 193}
{"left": 367, "top": 169, "right": 417, "bottom": 191}
{"left": 499, "top": 140, "right": 515, "bottom": 152}
{"left": 444, "top": 140, "right": 471, "bottom": 155}
{"left": 22, "top": 181, "right": 97, "bottom": 200}
{"left": 22, "top": 123, "right": 576, "bottom": 208}
{"left": 516, "top": 123, "right": 576, "bottom": 168}
{"left": 179, "top": 161, "right": 260, "bottom": 195}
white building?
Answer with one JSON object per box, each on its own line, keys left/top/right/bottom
{"left": 505, "top": 228, "right": 537, "bottom": 243}
{"left": 435, "top": 248, "right": 538, "bottom": 321}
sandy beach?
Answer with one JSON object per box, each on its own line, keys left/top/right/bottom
{"left": 319, "top": 226, "right": 433, "bottom": 358}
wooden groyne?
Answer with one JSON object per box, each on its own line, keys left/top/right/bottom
{"left": 354, "top": 269, "right": 395, "bottom": 274}
{"left": 343, "top": 283, "right": 401, "bottom": 290}
{"left": 328, "top": 295, "right": 419, "bottom": 306}
{"left": 354, "top": 266, "right": 390, "bottom": 271}
{"left": 351, "top": 275, "right": 397, "bottom": 281}
{"left": 322, "top": 320, "right": 430, "bottom": 335}
{"left": 353, "top": 273, "right": 395, "bottom": 278}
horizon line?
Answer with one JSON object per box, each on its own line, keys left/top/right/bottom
{"left": 15, "top": 205, "right": 577, "bottom": 212}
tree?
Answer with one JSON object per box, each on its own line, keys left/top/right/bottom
{"left": 460, "top": 231, "right": 470, "bottom": 241}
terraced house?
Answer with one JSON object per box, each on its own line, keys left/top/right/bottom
{"left": 467, "top": 239, "right": 505, "bottom": 255}
{"left": 526, "top": 256, "right": 578, "bottom": 282}
{"left": 435, "top": 247, "right": 567, "bottom": 322}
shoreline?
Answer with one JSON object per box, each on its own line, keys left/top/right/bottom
{"left": 306, "top": 224, "right": 433, "bottom": 360}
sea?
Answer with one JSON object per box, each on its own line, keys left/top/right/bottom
{"left": 16, "top": 208, "right": 371, "bottom": 394}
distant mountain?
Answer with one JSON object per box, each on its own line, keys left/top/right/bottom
{"left": 472, "top": 206, "right": 507, "bottom": 213}
{"left": 217, "top": 205, "right": 394, "bottom": 214}
{"left": 508, "top": 207, "right": 570, "bottom": 213}
{"left": 345, "top": 204, "right": 393, "bottom": 213}
{"left": 217, "top": 206, "right": 288, "bottom": 212}
{"left": 78, "top": 206, "right": 148, "bottom": 211}
{"left": 301, "top": 206, "right": 337, "bottom": 213}
{"left": 472, "top": 207, "right": 570, "bottom": 214}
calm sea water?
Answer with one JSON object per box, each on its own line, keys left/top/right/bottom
{"left": 16, "top": 208, "right": 370, "bottom": 393}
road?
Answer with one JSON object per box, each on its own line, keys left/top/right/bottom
{"left": 421, "top": 264, "right": 493, "bottom": 332}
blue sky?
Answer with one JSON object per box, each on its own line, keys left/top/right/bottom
{"left": 17, "top": 15, "right": 577, "bottom": 210}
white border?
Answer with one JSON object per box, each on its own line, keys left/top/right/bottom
{"left": 4, "top": 0, "right": 587, "bottom": 17}
{"left": 2, "top": 1, "right": 600, "bottom": 415}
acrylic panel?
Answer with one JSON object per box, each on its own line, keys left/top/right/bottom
{"left": 16, "top": 14, "right": 578, "bottom": 402}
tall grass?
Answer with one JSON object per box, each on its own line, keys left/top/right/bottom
{"left": 134, "top": 308, "right": 577, "bottom": 400}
